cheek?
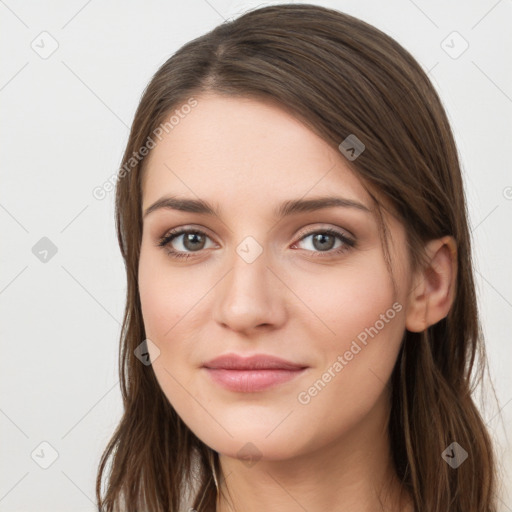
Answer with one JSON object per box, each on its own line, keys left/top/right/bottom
{"left": 138, "top": 246, "right": 201, "bottom": 341}
{"left": 137, "top": 246, "right": 216, "bottom": 405}
{"left": 138, "top": 248, "right": 202, "bottom": 416}
{"left": 296, "top": 254, "right": 398, "bottom": 344}
{"left": 292, "top": 255, "right": 405, "bottom": 414}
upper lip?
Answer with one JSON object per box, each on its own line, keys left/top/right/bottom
{"left": 202, "top": 353, "right": 307, "bottom": 371}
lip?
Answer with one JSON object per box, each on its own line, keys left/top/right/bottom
{"left": 203, "top": 353, "right": 307, "bottom": 371}
{"left": 202, "top": 353, "right": 308, "bottom": 393}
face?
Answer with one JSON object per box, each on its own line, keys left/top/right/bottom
{"left": 138, "top": 93, "right": 413, "bottom": 461}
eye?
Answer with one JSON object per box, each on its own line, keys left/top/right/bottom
{"left": 156, "top": 226, "right": 356, "bottom": 260}
{"left": 157, "top": 228, "right": 216, "bottom": 259}
{"left": 292, "top": 228, "right": 355, "bottom": 258}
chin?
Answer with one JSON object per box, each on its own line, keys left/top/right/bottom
{"left": 186, "top": 414, "right": 319, "bottom": 464}
{"left": 205, "top": 434, "right": 302, "bottom": 463}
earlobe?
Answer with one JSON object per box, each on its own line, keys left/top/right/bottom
{"left": 405, "top": 236, "right": 458, "bottom": 333}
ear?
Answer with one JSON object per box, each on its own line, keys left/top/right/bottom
{"left": 405, "top": 236, "right": 458, "bottom": 333}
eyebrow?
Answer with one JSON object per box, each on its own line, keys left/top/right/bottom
{"left": 143, "top": 195, "right": 372, "bottom": 220}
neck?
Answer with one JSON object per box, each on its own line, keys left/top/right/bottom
{"left": 215, "top": 391, "right": 413, "bottom": 512}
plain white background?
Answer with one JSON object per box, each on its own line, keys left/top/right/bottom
{"left": 1, "top": 1, "right": 511, "bottom": 510}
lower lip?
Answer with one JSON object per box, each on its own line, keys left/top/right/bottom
{"left": 203, "top": 368, "right": 307, "bottom": 392}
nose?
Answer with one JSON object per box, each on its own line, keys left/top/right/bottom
{"left": 213, "top": 246, "right": 287, "bottom": 335}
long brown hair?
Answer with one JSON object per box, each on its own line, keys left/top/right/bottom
{"left": 96, "top": 4, "right": 498, "bottom": 511}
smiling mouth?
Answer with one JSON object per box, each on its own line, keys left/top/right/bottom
{"left": 201, "top": 353, "right": 309, "bottom": 392}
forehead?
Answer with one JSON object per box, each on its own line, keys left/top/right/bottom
{"left": 141, "top": 94, "right": 371, "bottom": 213}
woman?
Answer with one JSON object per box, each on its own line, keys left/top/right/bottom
{"left": 96, "top": 4, "right": 498, "bottom": 511}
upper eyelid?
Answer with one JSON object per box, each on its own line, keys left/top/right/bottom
{"left": 295, "top": 224, "right": 354, "bottom": 241}
{"left": 161, "top": 225, "right": 217, "bottom": 244}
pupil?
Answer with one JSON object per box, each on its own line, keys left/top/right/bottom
{"left": 185, "top": 233, "right": 204, "bottom": 250}
{"left": 314, "top": 233, "right": 334, "bottom": 251}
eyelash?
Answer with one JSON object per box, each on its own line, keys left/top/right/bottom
{"left": 156, "top": 227, "right": 355, "bottom": 260}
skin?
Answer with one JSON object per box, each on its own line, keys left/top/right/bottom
{"left": 138, "top": 93, "right": 457, "bottom": 512}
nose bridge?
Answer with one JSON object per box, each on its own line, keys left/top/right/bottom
{"left": 214, "top": 234, "right": 284, "bottom": 330}
{"left": 224, "top": 237, "right": 271, "bottom": 305}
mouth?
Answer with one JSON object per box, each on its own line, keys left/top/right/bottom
{"left": 202, "top": 353, "right": 308, "bottom": 393}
